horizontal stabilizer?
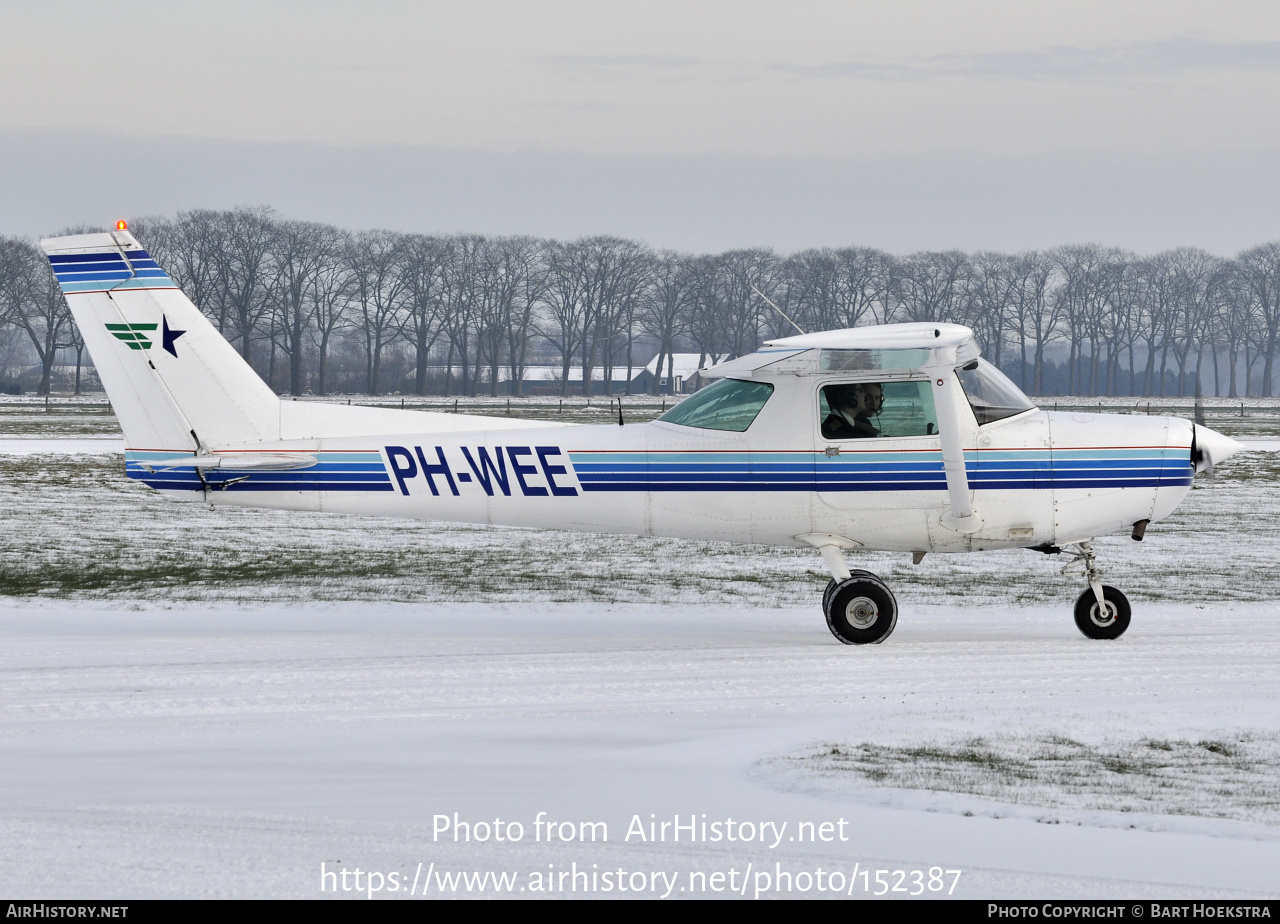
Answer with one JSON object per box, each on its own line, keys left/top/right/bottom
{"left": 139, "top": 453, "right": 319, "bottom": 472}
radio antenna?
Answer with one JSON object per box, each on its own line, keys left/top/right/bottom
{"left": 750, "top": 284, "right": 806, "bottom": 335}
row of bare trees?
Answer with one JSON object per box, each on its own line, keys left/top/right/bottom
{"left": 4, "top": 206, "right": 1280, "bottom": 398}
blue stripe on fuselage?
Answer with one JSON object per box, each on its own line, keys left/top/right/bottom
{"left": 567, "top": 448, "right": 1191, "bottom": 492}
{"left": 120, "top": 446, "right": 1192, "bottom": 496}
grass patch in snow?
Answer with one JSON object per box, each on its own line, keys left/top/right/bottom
{"left": 785, "top": 733, "right": 1280, "bottom": 825}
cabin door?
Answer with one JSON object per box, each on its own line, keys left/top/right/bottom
{"left": 812, "top": 379, "right": 945, "bottom": 518}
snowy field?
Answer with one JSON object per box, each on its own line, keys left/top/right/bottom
{"left": 2, "top": 398, "right": 1280, "bottom": 899}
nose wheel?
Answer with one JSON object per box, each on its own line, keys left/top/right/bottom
{"left": 1063, "top": 541, "right": 1131, "bottom": 640}
{"left": 1073, "top": 585, "right": 1131, "bottom": 640}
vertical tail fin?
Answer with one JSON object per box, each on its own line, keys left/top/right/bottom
{"left": 41, "top": 228, "right": 279, "bottom": 450}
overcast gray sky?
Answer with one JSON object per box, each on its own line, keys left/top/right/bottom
{"left": 3, "top": 0, "right": 1278, "bottom": 253}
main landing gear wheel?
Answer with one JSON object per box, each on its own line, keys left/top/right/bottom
{"left": 824, "top": 576, "right": 899, "bottom": 645}
{"left": 1074, "top": 585, "right": 1131, "bottom": 640}
{"left": 823, "top": 570, "right": 881, "bottom": 614}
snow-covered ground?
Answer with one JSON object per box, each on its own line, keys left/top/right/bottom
{"left": 2, "top": 401, "right": 1279, "bottom": 899}
{"left": 2, "top": 600, "right": 1278, "bottom": 899}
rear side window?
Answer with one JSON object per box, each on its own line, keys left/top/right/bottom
{"left": 659, "top": 378, "right": 774, "bottom": 432}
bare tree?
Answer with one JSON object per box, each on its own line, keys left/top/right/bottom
{"left": 1237, "top": 242, "right": 1280, "bottom": 397}
{"left": 397, "top": 233, "right": 450, "bottom": 395}
{"left": 491, "top": 236, "right": 548, "bottom": 396}
{"left": 438, "top": 236, "right": 484, "bottom": 396}
{"left": 309, "top": 232, "right": 353, "bottom": 396}
{"left": 540, "top": 240, "right": 590, "bottom": 397}
{"left": 893, "top": 251, "right": 971, "bottom": 324}
{"left": 0, "top": 236, "right": 29, "bottom": 332}
{"left": 597, "top": 239, "right": 652, "bottom": 394}
{"left": 1101, "top": 254, "right": 1142, "bottom": 395}
{"left": 715, "top": 249, "right": 779, "bottom": 356}
{"left": 345, "top": 230, "right": 407, "bottom": 394}
{"left": 474, "top": 237, "right": 547, "bottom": 396}
{"left": 1162, "top": 248, "right": 1224, "bottom": 396}
{"left": 1213, "top": 261, "right": 1253, "bottom": 397}
{"left": 1004, "top": 252, "right": 1059, "bottom": 394}
{"left": 686, "top": 254, "right": 730, "bottom": 372}
{"left": 1134, "top": 253, "right": 1181, "bottom": 396}
{"left": 786, "top": 246, "right": 889, "bottom": 333}
{"left": 270, "top": 220, "right": 333, "bottom": 395}
{"left": 638, "top": 251, "right": 695, "bottom": 393}
{"left": 574, "top": 236, "right": 652, "bottom": 395}
{"left": 7, "top": 239, "right": 73, "bottom": 395}
{"left": 216, "top": 207, "right": 279, "bottom": 364}
{"left": 966, "top": 252, "right": 1022, "bottom": 368}
{"left": 538, "top": 237, "right": 649, "bottom": 395}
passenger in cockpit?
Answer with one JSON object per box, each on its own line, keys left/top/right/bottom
{"left": 822, "top": 382, "right": 883, "bottom": 439}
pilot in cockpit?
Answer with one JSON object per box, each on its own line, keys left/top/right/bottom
{"left": 822, "top": 382, "right": 883, "bottom": 439}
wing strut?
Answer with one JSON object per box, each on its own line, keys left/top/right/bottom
{"left": 930, "top": 351, "right": 983, "bottom": 534}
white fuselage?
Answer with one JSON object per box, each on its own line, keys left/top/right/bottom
{"left": 128, "top": 392, "right": 1194, "bottom": 555}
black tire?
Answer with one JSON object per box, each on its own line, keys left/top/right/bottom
{"left": 822, "top": 570, "right": 883, "bottom": 613}
{"left": 825, "top": 578, "right": 899, "bottom": 645}
{"left": 1073, "top": 585, "right": 1131, "bottom": 640}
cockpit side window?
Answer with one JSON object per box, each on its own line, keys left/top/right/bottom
{"left": 658, "top": 378, "right": 774, "bottom": 432}
{"left": 955, "top": 359, "right": 1037, "bottom": 425}
{"left": 820, "top": 381, "right": 938, "bottom": 440}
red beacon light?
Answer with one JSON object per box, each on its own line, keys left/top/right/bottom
{"left": 116, "top": 220, "right": 128, "bottom": 231}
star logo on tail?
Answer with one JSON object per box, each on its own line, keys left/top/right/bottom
{"left": 162, "top": 316, "right": 186, "bottom": 358}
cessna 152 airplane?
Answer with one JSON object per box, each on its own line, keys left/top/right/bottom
{"left": 42, "top": 226, "right": 1244, "bottom": 644}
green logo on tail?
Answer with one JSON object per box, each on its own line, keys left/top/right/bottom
{"left": 106, "top": 323, "right": 158, "bottom": 350}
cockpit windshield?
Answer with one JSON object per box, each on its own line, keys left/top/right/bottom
{"left": 955, "top": 359, "right": 1037, "bottom": 425}
{"left": 658, "top": 378, "right": 774, "bottom": 432}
